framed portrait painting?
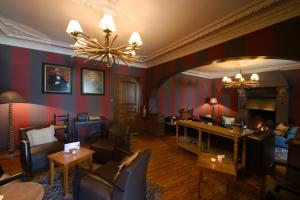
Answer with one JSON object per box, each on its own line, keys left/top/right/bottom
{"left": 42, "top": 63, "right": 72, "bottom": 94}
{"left": 81, "top": 68, "right": 105, "bottom": 95}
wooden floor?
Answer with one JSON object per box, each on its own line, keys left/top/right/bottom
{"left": 131, "top": 134, "right": 262, "bottom": 200}
{"left": 0, "top": 133, "right": 263, "bottom": 200}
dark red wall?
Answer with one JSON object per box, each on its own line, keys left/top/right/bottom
{"left": 157, "top": 73, "right": 212, "bottom": 117}
{"left": 0, "top": 44, "right": 146, "bottom": 149}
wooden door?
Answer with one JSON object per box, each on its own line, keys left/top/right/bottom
{"left": 115, "top": 76, "right": 141, "bottom": 132}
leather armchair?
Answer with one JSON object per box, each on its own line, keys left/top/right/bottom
{"left": 73, "top": 149, "right": 151, "bottom": 200}
{"left": 19, "top": 124, "right": 64, "bottom": 175}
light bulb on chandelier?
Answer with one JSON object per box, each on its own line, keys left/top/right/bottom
{"left": 66, "top": 14, "right": 142, "bottom": 67}
{"left": 222, "top": 68, "right": 259, "bottom": 88}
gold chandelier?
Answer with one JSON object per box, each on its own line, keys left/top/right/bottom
{"left": 222, "top": 69, "right": 259, "bottom": 88}
{"left": 66, "top": 14, "right": 142, "bottom": 67}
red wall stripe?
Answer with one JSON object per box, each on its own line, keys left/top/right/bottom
{"left": 45, "top": 52, "right": 64, "bottom": 122}
{"left": 75, "top": 58, "right": 88, "bottom": 113}
{"left": 181, "top": 75, "right": 187, "bottom": 108}
{"left": 245, "top": 27, "right": 273, "bottom": 56}
{"left": 11, "top": 47, "right": 30, "bottom": 144}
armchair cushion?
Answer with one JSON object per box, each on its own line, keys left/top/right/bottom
{"left": 26, "top": 125, "right": 57, "bottom": 147}
{"left": 273, "top": 123, "right": 290, "bottom": 137}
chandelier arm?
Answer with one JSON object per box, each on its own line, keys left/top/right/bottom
{"left": 90, "top": 39, "right": 106, "bottom": 49}
{"left": 104, "top": 32, "right": 110, "bottom": 49}
{"left": 109, "top": 35, "right": 118, "bottom": 48}
{"left": 111, "top": 54, "right": 117, "bottom": 64}
{"left": 112, "top": 44, "right": 130, "bottom": 51}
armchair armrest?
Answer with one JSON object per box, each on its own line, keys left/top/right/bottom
{"left": 19, "top": 140, "right": 32, "bottom": 173}
{"left": 0, "top": 172, "right": 24, "bottom": 186}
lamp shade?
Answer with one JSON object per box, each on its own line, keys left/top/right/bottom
{"left": 0, "top": 91, "right": 26, "bottom": 104}
{"left": 129, "top": 32, "right": 143, "bottom": 46}
{"left": 99, "top": 14, "right": 116, "bottom": 32}
{"left": 209, "top": 97, "right": 218, "bottom": 105}
{"left": 66, "top": 20, "right": 83, "bottom": 33}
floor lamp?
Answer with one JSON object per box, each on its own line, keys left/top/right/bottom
{"left": 0, "top": 91, "right": 26, "bottom": 158}
{"left": 209, "top": 97, "right": 218, "bottom": 118}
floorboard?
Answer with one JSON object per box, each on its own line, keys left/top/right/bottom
{"left": 0, "top": 133, "right": 263, "bottom": 200}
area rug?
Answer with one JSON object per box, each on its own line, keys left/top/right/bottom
{"left": 34, "top": 172, "right": 163, "bottom": 200}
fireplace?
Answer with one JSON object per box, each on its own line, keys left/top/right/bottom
{"left": 247, "top": 109, "right": 275, "bottom": 130}
{"left": 237, "top": 71, "right": 289, "bottom": 130}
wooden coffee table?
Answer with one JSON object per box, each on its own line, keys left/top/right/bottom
{"left": 197, "top": 152, "right": 237, "bottom": 198}
{"left": 48, "top": 147, "right": 94, "bottom": 195}
{"left": 0, "top": 182, "right": 44, "bottom": 200}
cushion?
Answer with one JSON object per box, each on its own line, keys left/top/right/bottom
{"left": 273, "top": 123, "right": 290, "bottom": 137}
{"left": 26, "top": 125, "right": 57, "bottom": 147}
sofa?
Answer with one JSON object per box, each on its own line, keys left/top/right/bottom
{"left": 19, "top": 124, "right": 64, "bottom": 175}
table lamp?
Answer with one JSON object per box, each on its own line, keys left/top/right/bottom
{"left": 209, "top": 97, "right": 218, "bottom": 118}
{"left": 0, "top": 91, "right": 26, "bottom": 157}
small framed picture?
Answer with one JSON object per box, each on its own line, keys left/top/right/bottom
{"left": 81, "top": 68, "right": 105, "bottom": 95}
{"left": 42, "top": 63, "right": 72, "bottom": 94}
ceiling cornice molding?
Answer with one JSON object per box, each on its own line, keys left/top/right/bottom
{"left": 0, "top": 17, "right": 147, "bottom": 69}
{"left": 0, "top": 17, "right": 70, "bottom": 48}
{"left": 146, "top": 0, "right": 300, "bottom": 67}
{"left": 183, "top": 62, "right": 300, "bottom": 79}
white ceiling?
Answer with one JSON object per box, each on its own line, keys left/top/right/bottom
{"left": 0, "top": 0, "right": 300, "bottom": 70}
{"left": 0, "top": 0, "right": 253, "bottom": 56}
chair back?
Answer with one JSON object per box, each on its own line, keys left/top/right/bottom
{"left": 112, "top": 149, "right": 151, "bottom": 200}
{"left": 109, "top": 123, "right": 130, "bottom": 151}
{"left": 53, "top": 113, "right": 70, "bottom": 142}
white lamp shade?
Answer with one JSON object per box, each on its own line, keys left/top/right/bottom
{"left": 99, "top": 14, "right": 116, "bottom": 32}
{"left": 129, "top": 32, "right": 143, "bottom": 46}
{"left": 209, "top": 97, "right": 218, "bottom": 105}
{"left": 66, "top": 20, "right": 83, "bottom": 33}
{"left": 235, "top": 73, "right": 242, "bottom": 79}
{"left": 222, "top": 76, "right": 228, "bottom": 82}
{"left": 251, "top": 73, "right": 259, "bottom": 81}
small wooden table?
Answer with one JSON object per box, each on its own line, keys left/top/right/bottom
{"left": 48, "top": 147, "right": 94, "bottom": 195}
{"left": 197, "top": 152, "right": 237, "bottom": 198}
{"left": 0, "top": 182, "right": 44, "bottom": 200}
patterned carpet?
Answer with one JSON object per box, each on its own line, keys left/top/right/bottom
{"left": 34, "top": 172, "right": 163, "bottom": 200}
{"left": 275, "top": 147, "right": 288, "bottom": 161}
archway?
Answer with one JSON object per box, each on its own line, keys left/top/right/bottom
{"left": 146, "top": 16, "right": 300, "bottom": 118}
